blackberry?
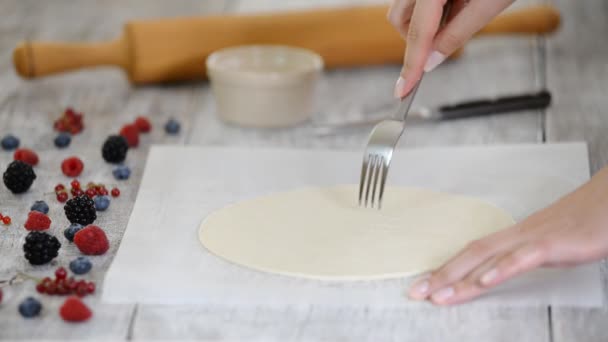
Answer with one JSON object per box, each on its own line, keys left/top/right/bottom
{"left": 102, "top": 135, "right": 128, "bottom": 164}
{"left": 3, "top": 160, "right": 36, "bottom": 194}
{"left": 64, "top": 195, "right": 97, "bottom": 225}
{"left": 23, "top": 231, "right": 61, "bottom": 265}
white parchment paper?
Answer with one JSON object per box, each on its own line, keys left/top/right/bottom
{"left": 103, "top": 142, "right": 603, "bottom": 307}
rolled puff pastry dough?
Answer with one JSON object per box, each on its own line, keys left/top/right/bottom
{"left": 199, "top": 186, "right": 514, "bottom": 281}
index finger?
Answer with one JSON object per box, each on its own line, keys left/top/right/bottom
{"left": 395, "top": 0, "right": 445, "bottom": 98}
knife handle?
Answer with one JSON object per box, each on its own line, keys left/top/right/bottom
{"left": 438, "top": 90, "right": 551, "bottom": 120}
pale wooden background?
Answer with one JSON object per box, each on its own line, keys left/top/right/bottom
{"left": 0, "top": 0, "right": 607, "bottom": 340}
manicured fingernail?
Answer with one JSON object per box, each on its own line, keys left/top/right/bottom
{"left": 480, "top": 268, "right": 498, "bottom": 285}
{"left": 394, "top": 76, "right": 408, "bottom": 98}
{"left": 423, "top": 51, "right": 447, "bottom": 72}
{"left": 409, "top": 279, "right": 430, "bottom": 298}
{"left": 431, "top": 286, "right": 454, "bottom": 303}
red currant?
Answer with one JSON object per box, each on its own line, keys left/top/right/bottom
{"left": 46, "top": 282, "right": 57, "bottom": 295}
{"left": 86, "top": 182, "right": 96, "bottom": 189}
{"left": 67, "top": 278, "right": 78, "bottom": 291}
{"left": 55, "top": 267, "right": 67, "bottom": 280}
{"left": 55, "top": 184, "right": 66, "bottom": 192}
{"left": 76, "top": 283, "right": 88, "bottom": 297}
{"left": 2, "top": 216, "right": 11, "bottom": 225}
{"left": 111, "top": 188, "right": 120, "bottom": 197}
{"left": 36, "top": 282, "right": 46, "bottom": 293}
{"left": 0, "top": 213, "right": 3, "bottom": 220}
{"left": 71, "top": 188, "right": 83, "bottom": 197}
{"left": 85, "top": 188, "right": 97, "bottom": 198}
{"left": 98, "top": 188, "right": 108, "bottom": 196}
{"left": 71, "top": 180, "right": 81, "bottom": 189}
{"left": 57, "top": 191, "right": 69, "bottom": 203}
{"left": 86, "top": 282, "right": 96, "bottom": 294}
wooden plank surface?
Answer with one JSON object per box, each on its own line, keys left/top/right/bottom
{"left": 0, "top": 0, "right": 603, "bottom": 340}
{"left": 545, "top": 0, "right": 608, "bottom": 341}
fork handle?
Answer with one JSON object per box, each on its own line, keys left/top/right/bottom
{"left": 437, "top": 90, "right": 551, "bottom": 120}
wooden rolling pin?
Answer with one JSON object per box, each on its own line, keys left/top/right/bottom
{"left": 13, "top": 5, "right": 560, "bottom": 84}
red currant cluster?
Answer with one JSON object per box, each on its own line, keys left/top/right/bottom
{"left": 55, "top": 180, "right": 120, "bottom": 203}
{"left": 0, "top": 213, "right": 11, "bottom": 225}
{"left": 35, "top": 267, "right": 95, "bottom": 297}
{"left": 54, "top": 107, "right": 84, "bottom": 134}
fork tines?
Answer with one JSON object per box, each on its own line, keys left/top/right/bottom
{"left": 358, "top": 154, "right": 388, "bottom": 209}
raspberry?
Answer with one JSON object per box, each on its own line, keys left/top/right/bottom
{"left": 74, "top": 225, "right": 109, "bottom": 255}
{"left": 134, "top": 116, "right": 152, "bottom": 133}
{"left": 24, "top": 211, "right": 52, "bottom": 231}
{"left": 61, "top": 157, "right": 84, "bottom": 177}
{"left": 13, "top": 148, "right": 39, "bottom": 166}
{"left": 119, "top": 124, "right": 139, "bottom": 148}
{"left": 60, "top": 296, "right": 92, "bottom": 322}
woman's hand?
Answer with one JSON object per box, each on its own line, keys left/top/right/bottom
{"left": 388, "top": 0, "right": 516, "bottom": 98}
{"left": 407, "top": 167, "right": 608, "bottom": 305}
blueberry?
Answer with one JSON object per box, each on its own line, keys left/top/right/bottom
{"left": 112, "top": 165, "right": 131, "bottom": 180}
{"left": 64, "top": 223, "right": 84, "bottom": 242}
{"left": 1, "top": 134, "right": 20, "bottom": 151}
{"left": 30, "top": 200, "right": 49, "bottom": 214}
{"left": 18, "top": 297, "right": 42, "bottom": 318}
{"left": 94, "top": 195, "right": 110, "bottom": 211}
{"left": 54, "top": 133, "right": 71, "bottom": 148}
{"left": 164, "top": 119, "right": 181, "bottom": 135}
{"left": 69, "top": 256, "right": 92, "bottom": 275}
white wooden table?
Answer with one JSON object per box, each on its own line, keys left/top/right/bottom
{"left": 0, "top": 0, "right": 606, "bottom": 340}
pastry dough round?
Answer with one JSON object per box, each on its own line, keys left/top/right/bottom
{"left": 199, "top": 186, "right": 514, "bottom": 281}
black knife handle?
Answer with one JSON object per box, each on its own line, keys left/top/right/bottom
{"left": 438, "top": 90, "right": 551, "bottom": 120}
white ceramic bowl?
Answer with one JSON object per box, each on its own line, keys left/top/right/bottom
{"left": 206, "top": 45, "right": 324, "bottom": 128}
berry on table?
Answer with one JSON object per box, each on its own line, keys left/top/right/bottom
{"left": 1, "top": 134, "right": 20, "bottom": 150}
{"left": 13, "top": 148, "right": 39, "bottom": 166}
{"left": 71, "top": 187, "right": 84, "bottom": 197}
{"left": 134, "top": 116, "right": 152, "bottom": 133}
{"left": 54, "top": 133, "right": 72, "bottom": 148}
{"left": 2, "top": 215, "right": 11, "bottom": 225}
{"left": 94, "top": 196, "right": 110, "bottom": 211}
{"left": 69, "top": 256, "right": 92, "bottom": 275}
{"left": 61, "top": 157, "right": 84, "bottom": 177}
{"left": 55, "top": 267, "right": 67, "bottom": 280}
{"left": 31, "top": 200, "right": 49, "bottom": 214}
{"left": 64, "top": 223, "right": 84, "bottom": 242}
{"left": 112, "top": 165, "right": 131, "bottom": 180}
{"left": 74, "top": 225, "right": 109, "bottom": 255}
{"left": 98, "top": 186, "right": 108, "bottom": 196}
{"left": 55, "top": 183, "right": 66, "bottom": 192}
{"left": 18, "top": 297, "right": 42, "bottom": 318}
{"left": 54, "top": 107, "right": 84, "bottom": 135}
{"left": 57, "top": 192, "right": 69, "bottom": 203}
{"left": 120, "top": 124, "right": 140, "bottom": 148}
{"left": 24, "top": 211, "right": 52, "bottom": 231}
{"left": 164, "top": 118, "right": 181, "bottom": 135}
{"left": 64, "top": 195, "right": 97, "bottom": 225}
{"left": 23, "top": 231, "right": 61, "bottom": 265}
{"left": 60, "top": 296, "right": 92, "bottom": 322}
{"left": 111, "top": 188, "right": 120, "bottom": 197}
{"left": 71, "top": 180, "right": 81, "bottom": 189}
{"left": 102, "top": 135, "right": 129, "bottom": 164}
{"left": 85, "top": 188, "right": 97, "bottom": 199}
{"left": 3, "top": 160, "right": 36, "bottom": 194}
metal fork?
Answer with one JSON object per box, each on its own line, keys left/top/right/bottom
{"left": 358, "top": 0, "right": 453, "bottom": 209}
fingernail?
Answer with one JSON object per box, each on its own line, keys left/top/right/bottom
{"left": 408, "top": 279, "right": 430, "bottom": 298}
{"left": 423, "top": 51, "right": 447, "bottom": 72}
{"left": 431, "top": 286, "right": 454, "bottom": 303}
{"left": 394, "top": 76, "right": 408, "bottom": 98}
{"left": 480, "top": 268, "right": 498, "bottom": 285}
